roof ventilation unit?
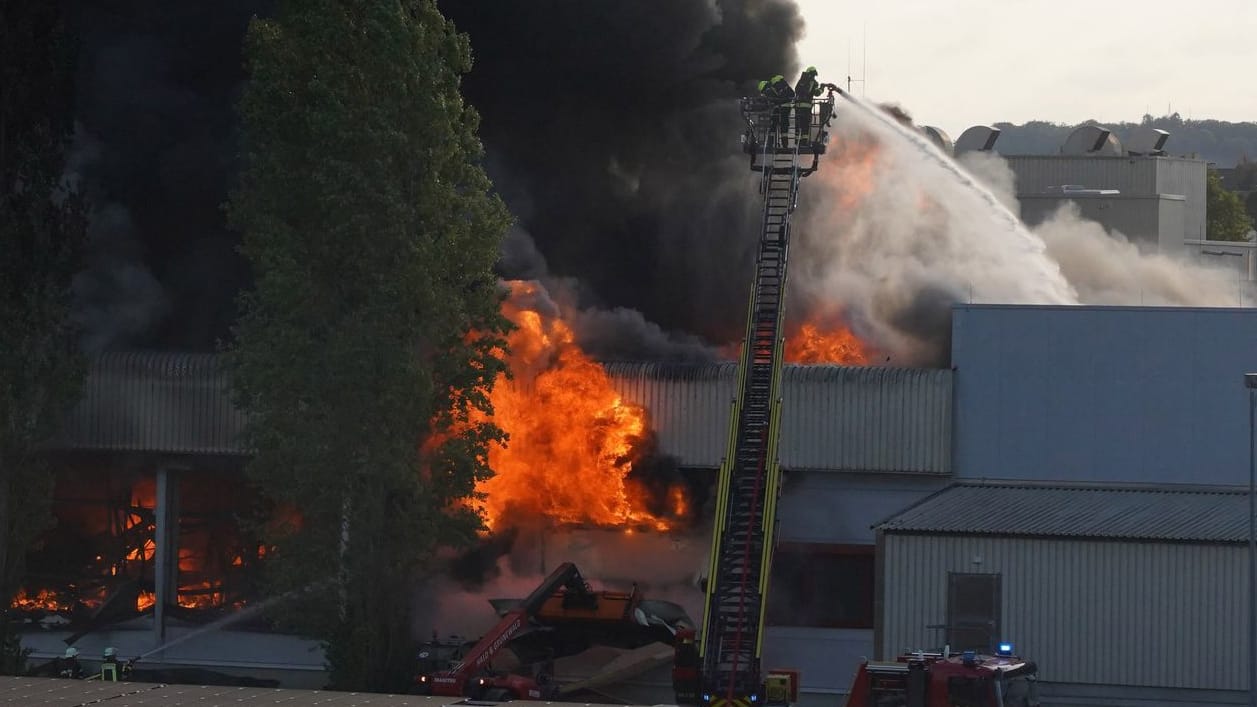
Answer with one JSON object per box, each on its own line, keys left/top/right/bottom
{"left": 1126, "top": 126, "right": 1170, "bottom": 156}
{"left": 1061, "top": 125, "right": 1122, "bottom": 155}
{"left": 954, "top": 125, "right": 1001, "bottom": 155}
{"left": 921, "top": 126, "right": 953, "bottom": 155}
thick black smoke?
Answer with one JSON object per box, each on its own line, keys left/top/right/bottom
{"left": 63, "top": 0, "right": 803, "bottom": 352}
{"left": 441, "top": 0, "right": 804, "bottom": 344}
{"left": 65, "top": 1, "right": 264, "bottom": 352}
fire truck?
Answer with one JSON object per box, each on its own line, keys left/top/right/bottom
{"left": 670, "top": 87, "right": 840, "bottom": 707}
{"left": 842, "top": 644, "right": 1041, "bottom": 707}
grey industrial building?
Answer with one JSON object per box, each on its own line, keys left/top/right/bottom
{"left": 937, "top": 122, "right": 1251, "bottom": 279}
{"left": 19, "top": 303, "right": 1257, "bottom": 706}
{"left": 877, "top": 482, "right": 1249, "bottom": 707}
{"left": 1009, "top": 154, "right": 1206, "bottom": 251}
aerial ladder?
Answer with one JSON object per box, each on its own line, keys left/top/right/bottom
{"left": 672, "top": 87, "right": 841, "bottom": 707}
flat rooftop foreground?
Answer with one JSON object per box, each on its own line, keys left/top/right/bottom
{"left": 0, "top": 676, "right": 653, "bottom": 707}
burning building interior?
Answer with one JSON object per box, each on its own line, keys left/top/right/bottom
{"left": 11, "top": 237, "right": 916, "bottom": 691}
{"left": 15, "top": 465, "right": 259, "bottom": 624}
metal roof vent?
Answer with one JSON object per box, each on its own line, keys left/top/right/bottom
{"left": 921, "top": 126, "right": 953, "bottom": 155}
{"left": 1126, "top": 126, "right": 1170, "bottom": 156}
{"left": 954, "top": 125, "right": 1001, "bottom": 155}
{"left": 1061, "top": 125, "right": 1122, "bottom": 155}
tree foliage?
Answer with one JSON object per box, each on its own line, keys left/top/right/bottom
{"left": 993, "top": 114, "right": 1257, "bottom": 166}
{"left": 0, "top": 2, "right": 87, "bottom": 674}
{"left": 1205, "top": 167, "right": 1254, "bottom": 242}
{"left": 227, "top": 0, "right": 511, "bottom": 692}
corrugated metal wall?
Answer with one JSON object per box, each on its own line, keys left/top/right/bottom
{"left": 1155, "top": 158, "right": 1207, "bottom": 240}
{"left": 1006, "top": 156, "right": 1159, "bottom": 196}
{"left": 56, "top": 352, "right": 245, "bottom": 455}
{"left": 55, "top": 355, "right": 953, "bottom": 471}
{"left": 880, "top": 533, "right": 1245, "bottom": 690}
{"left": 605, "top": 363, "right": 952, "bottom": 473}
{"left": 1018, "top": 194, "right": 1185, "bottom": 252}
{"left": 1005, "top": 155, "right": 1207, "bottom": 243}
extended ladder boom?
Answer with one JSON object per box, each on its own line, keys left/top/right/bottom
{"left": 675, "top": 91, "right": 838, "bottom": 707}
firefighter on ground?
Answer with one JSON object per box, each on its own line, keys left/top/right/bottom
{"left": 757, "top": 74, "right": 793, "bottom": 139}
{"left": 793, "top": 66, "right": 822, "bottom": 145}
{"left": 55, "top": 646, "right": 83, "bottom": 679}
{"left": 101, "top": 646, "right": 120, "bottom": 681}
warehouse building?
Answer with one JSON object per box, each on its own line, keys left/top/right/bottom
{"left": 16, "top": 303, "right": 1257, "bottom": 705}
{"left": 20, "top": 355, "right": 953, "bottom": 701}
{"left": 876, "top": 481, "right": 1248, "bottom": 707}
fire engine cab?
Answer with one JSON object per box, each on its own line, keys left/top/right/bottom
{"left": 843, "top": 644, "right": 1040, "bottom": 707}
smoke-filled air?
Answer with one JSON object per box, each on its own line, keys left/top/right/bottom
{"left": 791, "top": 94, "right": 1245, "bottom": 366}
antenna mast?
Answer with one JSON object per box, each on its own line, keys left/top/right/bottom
{"left": 846, "top": 25, "right": 868, "bottom": 96}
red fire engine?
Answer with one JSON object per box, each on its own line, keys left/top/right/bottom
{"left": 843, "top": 644, "right": 1040, "bottom": 707}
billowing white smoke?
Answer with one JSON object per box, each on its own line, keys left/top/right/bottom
{"left": 792, "top": 96, "right": 1245, "bottom": 366}
{"left": 956, "top": 149, "right": 1248, "bottom": 307}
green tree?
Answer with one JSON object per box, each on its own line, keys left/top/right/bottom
{"left": 0, "top": 2, "right": 86, "bottom": 674}
{"left": 227, "top": 0, "right": 511, "bottom": 692}
{"left": 1245, "top": 191, "right": 1257, "bottom": 229}
{"left": 1206, "top": 167, "right": 1254, "bottom": 241}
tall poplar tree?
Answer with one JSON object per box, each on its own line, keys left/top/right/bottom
{"left": 227, "top": 0, "right": 511, "bottom": 691}
{"left": 0, "top": 2, "right": 86, "bottom": 674}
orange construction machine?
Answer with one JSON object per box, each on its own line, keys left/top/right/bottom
{"left": 412, "top": 562, "right": 595, "bottom": 700}
{"left": 413, "top": 561, "right": 686, "bottom": 701}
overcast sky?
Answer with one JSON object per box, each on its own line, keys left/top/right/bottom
{"left": 795, "top": 0, "right": 1257, "bottom": 138}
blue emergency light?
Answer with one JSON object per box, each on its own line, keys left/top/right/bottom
{"left": 996, "top": 642, "right": 1014, "bottom": 656}
{"left": 750, "top": 695, "right": 758, "bottom": 703}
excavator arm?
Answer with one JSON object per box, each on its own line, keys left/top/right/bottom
{"left": 423, "top": 562, "right": 592, "bottom": 696}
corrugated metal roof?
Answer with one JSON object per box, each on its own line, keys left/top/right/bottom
{"left": 605, "top": 363, "right": 952, "bottom": 474}
{"left": 53, "top": 351, "right": 246, "bottom": 456}
{"left": 876, "top": 481, "right": 1249, "bottom": 543}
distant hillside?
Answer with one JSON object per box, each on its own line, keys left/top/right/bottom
{"left": 991, "top": 114, "right": 1257, "bottom": 166}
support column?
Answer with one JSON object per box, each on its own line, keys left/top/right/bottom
{"left": 153, "top": 467, "right": 181, "bottom": 648}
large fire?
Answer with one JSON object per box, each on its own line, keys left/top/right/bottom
{"left": 784, "top": 316, "right": 873, "bottom": 365}
{"left": 473, "top": 281, "right": 685, "bottom": 531}
{"left": 775, "top": 130, "right": 886, "bottom": 364}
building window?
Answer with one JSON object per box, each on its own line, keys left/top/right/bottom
{"left": 766, "top": 543, "right": 874, "bottom": 629}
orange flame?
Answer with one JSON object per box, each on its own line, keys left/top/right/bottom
{"left": 127, "top": 538, "right": 156, "bottom": 562}
{"left": 784, "top": 319, "right": 873, "bottom": 365}
{"left": 177, "top": 581, "right": 227, "bottom": 609}
{"left": 11, "top": 588, "right": 70, "bottom": 612}
{"left": 136, "top": 591, "right": 156, "bottom": 612}
{"left": 473, "top": 281, "right": 680, "bottom": 531}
